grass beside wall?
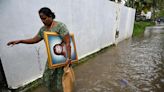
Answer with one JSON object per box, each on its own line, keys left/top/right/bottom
{"left": 132, "top": 21, "right": 155, "bottom": 37}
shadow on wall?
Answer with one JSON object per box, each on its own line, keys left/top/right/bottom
{"left": 0, "top": 58, "right": 8, "bottom": 89}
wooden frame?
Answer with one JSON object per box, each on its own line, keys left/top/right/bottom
{"left": 44, "top": 31, "right": 78, "bottom": 69}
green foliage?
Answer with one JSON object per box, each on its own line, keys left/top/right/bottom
{"left": 133, "top": 21, "right": 155, "bottom": 36}
{"left": 158, "top": 0, "right": 164, "bottom": 10}
{"left": 157, "top": 10, "right": 164, "bottom": 17}
{"left": 144, "top": 0, "right": 153, "bottom": 3}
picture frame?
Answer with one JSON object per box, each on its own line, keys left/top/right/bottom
{"left": 44, "top": 31, "right": 78, "bottom": 69}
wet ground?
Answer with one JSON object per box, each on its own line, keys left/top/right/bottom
{"left": 33, "top": 25, "right": 164, "bottom": 92}
{"left": 74, "top": 27, "right": 164, "bottom": 92}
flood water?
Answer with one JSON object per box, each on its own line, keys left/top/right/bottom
{"left": 74, "top": 27, "right": 164, "bottom": 92}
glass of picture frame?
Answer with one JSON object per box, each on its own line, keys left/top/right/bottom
{"left": 44, "top": 31, "right": 78, "bottom": 69}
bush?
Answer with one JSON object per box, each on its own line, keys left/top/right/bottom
{"left": 157, "top": 10, "right": 164, "bottom": 17}
{"left": 132, "top": 21, "right": 155, "bottom": 36}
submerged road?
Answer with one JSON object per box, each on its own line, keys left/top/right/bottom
{"left": 74, "top": 26, "right": 164, "bottom": 92}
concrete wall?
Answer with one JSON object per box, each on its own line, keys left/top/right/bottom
{"left": 116, "top": 5, "right": 136, "bottom": 43}
{"left": 0, "top": 0, "right": 135, "bottom": 89}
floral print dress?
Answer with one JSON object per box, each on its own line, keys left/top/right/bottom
{"left": 37, "top": 21, "right": 69, "bottom": 92}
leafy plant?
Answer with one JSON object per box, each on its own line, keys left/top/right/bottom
{"left": 133, "top": 21, "right": 155, "bottom": 36}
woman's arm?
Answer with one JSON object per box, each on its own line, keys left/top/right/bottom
{"left": 7, "top": 35, "right": 42, "bottom": 46}
{"left": 63, "top": 33, "right": 71, "bottom": 63}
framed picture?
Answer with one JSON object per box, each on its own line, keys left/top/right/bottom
{"left": 44, "top": 31, "right": 78, "bottom": 69}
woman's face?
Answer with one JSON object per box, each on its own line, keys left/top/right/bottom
{"left": 39, "top": 13, "right": 53, "bottom": 26}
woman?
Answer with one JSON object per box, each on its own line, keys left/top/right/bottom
{"left": 7, "top": 7, "right": 72, "bottom": 92}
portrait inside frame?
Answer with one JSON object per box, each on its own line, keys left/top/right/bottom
{"left": 44, "top": 31, "right": 78, "bottom": 69}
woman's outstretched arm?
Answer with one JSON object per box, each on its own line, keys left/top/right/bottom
{"left": 7, "top": 35, "right": 42, "bottom": 46}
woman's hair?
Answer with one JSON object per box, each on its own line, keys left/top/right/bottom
{"left": 39, "top": 7, "right": 55, "bottom": 19}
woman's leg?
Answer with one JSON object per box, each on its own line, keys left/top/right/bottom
{"left": 43, "top": 63, "right": 54, "bottom": 92}
{"left": 53, "top": 67, "right": 64, "bottom": 92}
{"left": 43, "top": 63, "right": 64, "bottom": 92}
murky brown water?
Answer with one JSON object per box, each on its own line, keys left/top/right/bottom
{"left": 74, "top": 28, "right": 164, "bottom": 92}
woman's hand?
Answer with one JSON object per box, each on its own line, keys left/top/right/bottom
{"left": 7, "top": 40, "right": 21, "bottom": 46}
{"left": 65, "top": 58, "right": 72, "bottom": 65}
